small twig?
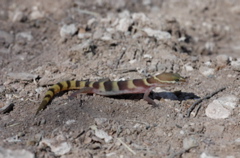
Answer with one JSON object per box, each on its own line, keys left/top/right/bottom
{"left": 168, "top": 145, "right": 198, "bottom": 158}
{"left": 185, "top": 87, "right": 226, "bottom": 117}
{"left": 117, "top": 138, "right": 136, "bottom": 155}
{"left": 115, "top": 50, "right": 126, "bottom": 69}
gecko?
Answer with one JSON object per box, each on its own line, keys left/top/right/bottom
{"left": 36, "top": 72, "right": 186, "bottom": 115}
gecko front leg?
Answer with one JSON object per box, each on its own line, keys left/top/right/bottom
{"left": 143, "top": 86, "right": 158, "bottom": 107}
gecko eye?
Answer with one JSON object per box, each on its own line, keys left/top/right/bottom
{"left": 175, "top": 79, "right": 179, "bottom": 82}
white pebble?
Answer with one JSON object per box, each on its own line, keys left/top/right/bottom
{"left": 143, "top": 54, "right": 152, "bottom": 59}
{"left": 200, "top": 152, "right": 219, "bottom": 158}
{"left": 16, "top": 32, "right": 33, "bottom": 41}
{"left": 205, "top": 95, "right": 238, "bottom": 119}
{"left": 30, "top": 6, "right": 45, "bottom": 20}
{"left": 94, "top": 118, "right": 107, "bottom": 125}
{"left": 116, "top": 18, "right": 133, "bottom": 32}
{"left": 60, "top": 24, "right": 77, "bottom": 38}
{"left": 231, "top": 59, "right": 240, "bottom": 71}
{"left": 40, "top": 139, "right": 71, "bottom": 156}
{"left": 65, "top": 119, "right": 76, "bottom": 125}
{"left": 183, "top": 137, "right": 198, "bottom": 149}
{"left": 216, "top": 54, "right": 229, "bottom": 66}
{"left": 199, "top": 66, "right": 215, "bottom": 77}
{"left": 217, "top": 95, "right": 238, "bottom": 109}
{"left": 142, "top": 27, "right": 171, "bottom": 40}
{"left": 184, "top": 63, "right": 194, "bottom": 71}
{"left": 206, "top": 100, "right": 231, "bottom": 119}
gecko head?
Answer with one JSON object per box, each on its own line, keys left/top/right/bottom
{"left": 155, "top": 73, "right": 186, "bottom": 84}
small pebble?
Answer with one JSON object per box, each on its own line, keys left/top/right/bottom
{"left": 65, "top": 119, "right": 76, "bottom": 125}
{"left": 30, "top": 6, "right": 45, "bottom": 20}
{"left": 199, "top": 66, "right": 215, "bottom": 77}
{"left": 60, "top": 24, "right": 78, "bottom": 38}
{"left": 116, "top": 18, "right": 133, "bottom": 32}
{"left": 183, "top": 137, "right": 198, "bottom": 149}
{"left": 40, "top": 139, "right": 71, "bottom": 156}
{"left": 231, "top": 59, "right": 240, "bottom": 71}
{"left": 16, "top": 32, "right": 33, "bottom": 41}
{"left": 94, "top": 118, "right": 107, "bottom": 125}
{"left": 205, "top": 95, "right": 238, "bottom": 119}
{"left": 216, "top": 54, "right": 229, "bottom": 67}
{"left": 184, "top": 63, "right": 194, "bottom": 71}
{"left": 142, "top": 27, "right": 171, "bottom": 40}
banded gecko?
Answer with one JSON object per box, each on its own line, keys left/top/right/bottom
{"left": 36, "top": 72, "right": 186, "bottom": 114}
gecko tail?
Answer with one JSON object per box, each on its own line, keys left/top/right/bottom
{"left": 35, "top": 100, "right": 48, "bottom": 115}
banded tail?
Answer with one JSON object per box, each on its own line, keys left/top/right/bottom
{"left": 36, "top": 80, "right": 91, "bottom": 115}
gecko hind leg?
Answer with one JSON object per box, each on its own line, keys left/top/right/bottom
{"left": 69, "top": 87, "right": 94, "bottom": 100}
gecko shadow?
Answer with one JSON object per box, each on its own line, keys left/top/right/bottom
{"left": 107, "top": 91, "right": 199, "bottom": 102}
{"left": 46, "top": 90, "right": 199, "bottom": 107}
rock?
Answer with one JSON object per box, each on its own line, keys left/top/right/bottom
{"left": 94, "top": 118, "right": 107, "bottom": 125}
{"left": 116, "top": 18, "right": 133, "bottom": 32}
{"left": 199, "top": 66, "right": 215, "bottom": 77}
{"left": 205, "top": 95, "right": 238, "bottom": 119}
{"left": 91, "top": 125, "right": 112, "bottom": 143}
{"left": 206, "top": 101, "right": 231, "bottom": 119}
{"left": 184, "top": 63, "right": 194, "bottom": 71}
{"left": 77, "top": 32, "right": 91, "bottom": 39}
{"left": 30, "top": 6, "right": 45, "bottom": 20}
{"left": 0, "top": 147, "right": 34, "bottom": 158}
{"left": 0, "top": 30, "right": 14, "bottom": 44}
{"left": 11, "top": 10, "right": 25, "bottom": 22}
{"left": 65, "top": 119, "right": 76, "bottom": 125}
{"left": 40, "top": 139, "right": 71, "bottom": 156}
{"left": 4, "top": 135, "right": 21, "bottom": 143}
{"left": 200, "top": 152, "right": 219, "bottom": 158}
{"left": 143, "top": 54, "right": 152, "bottom": 59}
{"left": 231, "top": 59, "right": 240, "bottom": 71}
{"left": 183, "top": 137, "right": 198, "bottom": 149}
{"left": 60, "top": 24, "right": 78, "bottom": 38}
{"left": 7, "top": 72, "right": 38, "bottom": 81}
{"left": 16, "top": 32, "right": 33, "bottom": 41}
{"left": 132, "top": 13, "right": 148, "bottom": 23}
{"left": 142, "top": 28, "right": 171, "bottom": 40}
{"left": 216, "top": 54, "right": 229, "bottom": 67}
{"left": 217, "top": 95, "right": 238, "bottom": 109}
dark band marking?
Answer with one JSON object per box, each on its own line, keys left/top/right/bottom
{"left": 48, "top": 88, "right": 55, "bottom": 95}
{"left": 93, "top": 82, "right": 100, "bottom": 89}
{"left": 133, "top": 79, "right": 149, "bottom": 87}
{"left": 85, "top": 81, "right": 90, "bottom": 87}
{"left": 57, "top": 82, "right": 63, "bottom": 90}
{"left": 76, "top": 81, "right": 80, "bottom": 87}
{"left": 104, "top": 81, "right": 112, "bottom": 91}
{"left": 44, "top": 94, "right": 52, "bottom": 99}
{"left": 117, "top": 81, "right": 128, "bottom": 90}
{"left": 66, "top": 81, "right": 71, "bottom": 88}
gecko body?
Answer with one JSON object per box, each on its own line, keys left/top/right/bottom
{"left": 36, "top": 72, "right": 186, "bottom": 114}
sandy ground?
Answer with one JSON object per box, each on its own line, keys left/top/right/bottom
{"left": 0, "top": 0, "right": 240, "bottom": 158}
